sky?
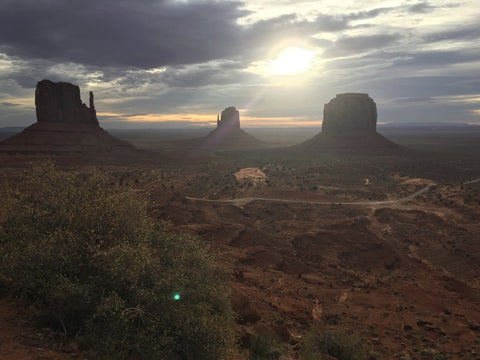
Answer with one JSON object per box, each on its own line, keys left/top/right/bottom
{"left": 0, "top": 0, "right": 479, "bottom": 129}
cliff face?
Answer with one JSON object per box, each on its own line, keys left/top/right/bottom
{"left": 322, "top": 93, "right": 376, "bottom": 135}
{"left": 199, "top": 106, "right": 263, "bottom": 150}
{"left": 35, "top": 79, "right": 98, "bottom": 126}
{"left": 299, "top": 93, "right": 398, "bottom": 152}
{"left": 217, "top": 107, "right": 240, "bottom": 130}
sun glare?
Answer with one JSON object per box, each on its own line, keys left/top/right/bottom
{"left": 270, "top": 47, "right": 314, "bottom": 75}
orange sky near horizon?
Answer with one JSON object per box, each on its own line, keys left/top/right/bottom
{"left": 97, "top": 112, "right": 322, "bottom": 127}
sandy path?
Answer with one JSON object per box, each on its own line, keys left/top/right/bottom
{"left": 185, "top": 183, "right": 437, "bottom": 206}
{"left": 186, "top": 175, "right": 479, "bottom": 206}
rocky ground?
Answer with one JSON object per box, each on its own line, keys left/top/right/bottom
{"left": 1, "top": 133, "right": 480, "bottom": 359}
{"left": 0, "top": 297, "right": 87, "bottom": 360}
{"left": 149, "top": 166, "right": 480, "bottom": 359}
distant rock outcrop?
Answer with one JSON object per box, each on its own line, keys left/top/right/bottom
{"left": 217, "top": 106, "right": 240, "bottom": 130}
{"left": 300, "top": 93, "right": 399, "bottom": 152}
{"left": 35, "top": 79, "right": 98, "bottom": 126}
{"left": 198, "top": 107, "right": 263, "bottom": 150}
{"left": 322, "top": 93, "right": 376, "bottom": 135}
{"left": 0, "top": 80, "right": 136, "bottom": 158}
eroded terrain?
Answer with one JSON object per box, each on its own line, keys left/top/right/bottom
{"left": 1, "top": 129, "right": 480, "bottom": 359}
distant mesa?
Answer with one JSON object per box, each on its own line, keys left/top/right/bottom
{"left": 199, "top": 106, "right": 263, "bottom": 150}
{"left": 322, "top": 93, "right": 376, "bottom": 135}
{"left": 301, "top": 93, "right": 399, "bottom": 151}
{"left": 0, "top": 79, "right": 136, "bottom": 157}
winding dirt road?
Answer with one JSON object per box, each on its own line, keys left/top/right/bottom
{"left": 186, "top": 177, "right": 480, "bottom": 206}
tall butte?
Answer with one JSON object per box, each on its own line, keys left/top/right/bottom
{"left": 35, "top": 79, "right": 99, "bottom": 125}
{"left": 302, "top": 93, "right": 398, "bottom": 151}
{"left": 0, "top": 79, "right": 135, "bottom": 157}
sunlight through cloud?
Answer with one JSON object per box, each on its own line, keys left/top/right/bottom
{"left": 270, "top": 47, "right": 315, "bottom": 75}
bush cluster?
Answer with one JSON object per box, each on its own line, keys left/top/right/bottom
{"left": 248, "top": 334, "right": 282, "bottom": 360}
{"left": 301, "top": 329, "right": 367, "bottom": 360}
{"left": 0, "top": 162, "right": 235, "bottom": 359}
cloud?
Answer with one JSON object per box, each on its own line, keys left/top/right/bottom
{"left": 0, "top": 1, "right": 399, "bottom": 71}
{"left": 0, "top": 0, "right": 248, "bottom": 68}
{"left": 394, "top": 49, "right": 480, "bottom": 67}
{"left": 345, "top": 6, "right": 395, "bottom": 21}
{"left": 392, "top": 97, "right": 437, "bottom": 104}
{"left": 0, "top": 102, "right": 19, "bottom": 107}
{"left": 1, "top": 2, "right": 394, "bottom": 94}
{"left": 324, "top": 33, "right": 403, "bottom": 58}
{"left": 160, "top": 61, "right": 256, "bottom": 88}
{"left": 408, "top": 2, "right": 436, "bottom": 14}
{"left": 422, "top": 24, "right": 480, "bottom": 43}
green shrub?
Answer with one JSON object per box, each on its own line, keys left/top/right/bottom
{"left": 301, "top": 329, "right": 367, "bottom": 360}
{"left": 0, "top": 162, "right": 235, "bottom": 359}
{"left": 249, "top": 334, "right": 282, "bottom": 360}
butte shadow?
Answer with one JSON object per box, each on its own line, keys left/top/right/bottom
{"left": 0, "top": 80, "right": 140, "bottom": 162}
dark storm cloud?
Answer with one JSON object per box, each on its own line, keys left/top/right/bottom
{"left": 0, "top": 56, "right": 100, "bottom": 89}
{"left": 0, "top": 0, "right": 400, "bottom": 95}
{"left": 0, "top": 0, "right": 247, "bottom": 68}
{"left": 0, "top": 0, "right": 397, "bottom": 71}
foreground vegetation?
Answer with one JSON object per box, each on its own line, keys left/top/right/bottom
{"left": 0, "top": 162, "right": 235, "bottom": 359}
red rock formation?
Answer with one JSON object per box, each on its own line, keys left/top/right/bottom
{"left": 0, "top": 79, "right": 137, "bottom": 158}
{"left": 35, "top": 79, "right": 98, "bottom": 126}
{"left": 197, "top": 106, "right": 263, "bottom": 150}
{"left": 299, "top": 93, "right": 399, "bottom": 152}
{"left": 322, "top": 93, "right": 376, "bottom": 135}
{"left": 217, "top": 106, "right": 240, "bottom": 130}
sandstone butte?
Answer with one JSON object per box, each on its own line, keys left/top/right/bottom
{"left": 200, "top": 106, "right": 263, "bottom": 150}
{"left": 35, "top": 79, "right": 99, "bottom": 126}
{"left": 301, "top": 93, "right": 399, "bottom": 151}
{"left": 0, "top": 80, "right": 135, "bottom": 157}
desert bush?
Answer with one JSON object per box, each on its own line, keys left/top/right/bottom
{"left": 0, "top": 162, "right": 235, "bottom": 359}
{"left": 249, "top": 333, "right": 283, "bottom": 360}
{"left": 300, "top": 329, "right": 367, "bottom": 360}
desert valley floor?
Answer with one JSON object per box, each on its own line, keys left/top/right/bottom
{"left": 1, "top": 125, "right": 480, "bottom": 359}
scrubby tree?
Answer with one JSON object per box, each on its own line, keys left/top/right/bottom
{"left": 0, "top": 162, "right": 235, "bottom": 359}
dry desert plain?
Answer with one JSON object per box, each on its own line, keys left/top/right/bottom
{"left": 1, "top": 125, "right": 480, "bottom": 359}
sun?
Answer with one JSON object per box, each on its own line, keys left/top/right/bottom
{"left": 270, "top": 47, "right": 315, "bottom": 75}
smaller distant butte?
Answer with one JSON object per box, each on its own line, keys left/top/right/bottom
{"left": 217, "top": 106, "right": 240, "bottom": 130}
{"left": 200, "top": 106, "right": 263, "bottom": 150}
